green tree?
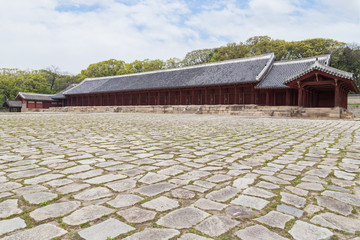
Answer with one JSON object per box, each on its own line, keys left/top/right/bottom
{"left": 331, "top": 44, "right": 360, "bottom": 89}
{"left": 81, "top": 59, "right": 126, "bottom": 78}
{"left": 182, "top": 48, "right": 215, "bottom": 66}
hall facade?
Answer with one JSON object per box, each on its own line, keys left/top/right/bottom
{"left": 63, "top": 53, "right": 357, "bottom": 109}
{"left": 17, "top": 53, "right": 358, "bottom": 110}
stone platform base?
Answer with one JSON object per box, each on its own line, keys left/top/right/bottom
{"left": 23, "top": 105, "right": 354, "bottom": 119}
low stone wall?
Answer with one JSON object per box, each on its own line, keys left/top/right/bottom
{"left": 22, "top": 104, "right": 354, "bottom": 119}
{"left": 348, "top": 105, "right": 360, "bottom": 118}
{"left": 348, "top": 94, "right": 360, "bottom": 104}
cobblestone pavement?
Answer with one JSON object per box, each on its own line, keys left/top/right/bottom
{"left": 0, "top": 113, "right": 360, "bottom": 240}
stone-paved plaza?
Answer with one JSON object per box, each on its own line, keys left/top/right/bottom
{"left": 0, "top": 113, "right": 360, "bottom": 240}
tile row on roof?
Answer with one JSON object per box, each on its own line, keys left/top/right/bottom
{"left": 64, "top": 53, "right": 275, "bottom": 95}
{"left": 17, "top": 92, "right": 55, "bottom": 101}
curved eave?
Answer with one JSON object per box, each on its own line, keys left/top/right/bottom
{"left": 285, "top": 70, "right": 359, "bottom": 93}
{"left": 285, "top": 62, "right": 354, "bottom": 84}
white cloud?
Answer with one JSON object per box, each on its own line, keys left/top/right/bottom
{"left": 0, "top": 0, "right": 358, "bottom": 74}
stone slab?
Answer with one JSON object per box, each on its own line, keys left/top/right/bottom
{"left": 1, "top": 223, "right": 67, "bottom": 240}
{"left": 157, "top": 207, "right": 209, "bottom": 229}
{"left": 107, "top": 194, "right": 143, "bottom": 208}
{"left": 310, "top": 212, "right": 360, "bottom": 234}
{"left": 78, "top": 218, "right": 135, "bottom": 240}
{"left": 289, "top": 220, "right": 333, "bottom": 240}
{"left": 195, "top": 215, "right": 239, "bottom": 237}
{"left": 135, "top": 182, "right": 176, "bottom": 197}
{"left": 255, "top": 210, "right": 294, "bottom": 229}
{"left": 123, "top": 228, "right": 180, "bottom": 240}
{"left": 117, "top": 207, "right": 156, "bottom": 223}
{"left": 231, "top": 195, "right": 269, "bottom": 210}
{"left": 141, "top": 196, "right": 179, "bottom": 211}
{"left": 30, "top": 201, "right": 81, "bottom": 221}
{"left": 73, "top": 187, "right": 112, "bottom": 201}
{"left": 63, "top": 205, "right": 114, "bottom": 225}
{"left": 235, "top": 224, "right": 288, "bottom": 240}
{"left": 0, "top": 199, "right": 22, "bottom": 218}
{"left": 0, "top": 217, "right": 26, "bottom": 236}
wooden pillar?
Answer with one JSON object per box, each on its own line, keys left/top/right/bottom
{"left": 251, "top": 87, "right": 255, "bottom": 104}
{"left": 235, "top": 86, "right": 239, "bottom": 104}
{"left": 147, "top": 92, "right": 150, "bottom": 105}
{"left": 334, "top": 79, "right": 340, "bottom": 107}
{"left": 157, "top": 92, "right": 160, "bottom": 105}
{"left": 168, "top": 91, "right": 171, "bottom": 105}
{"left": 99, "top": 94, "right": 102, "bottom": 106}
{"left": 219, "top": 87, "right": 222, "bottom": 104}
{"left": 180, "top": 90, "right": 183, "bottom": 105}
{"left": 204, "top": 88, "right": 208, "bottom": 105}
{"left": 345, "top": 88, "right": 348, "bottom": 108}
{"left": 286, "top": 89, "right": 291, "bottom": 106}
{"left": 266, "top": 90, "right": 270, "bottom": 106}
{"left": 191, "top": 89, "right": 194, "bottom": 105}
{"left": 298, "top": 87, "right": 303, "bottom": 107}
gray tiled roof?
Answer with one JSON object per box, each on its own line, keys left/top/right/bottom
{"left": 52, "top": 84, "right": 78, "bottom": 99}
{"left": 285, "top": 61, "right": 354, "bottom": 83}
{"left": 4, "top": 100, "right": 22, "bottom": 108}
{"left": 256, "top": 55, "right": 331, "bottom": 89}
{"left": 64, "top": 54, "right": 274, "bottom": 95}
{"left": 17, "top": 92, "right": 55, "bottom": 101}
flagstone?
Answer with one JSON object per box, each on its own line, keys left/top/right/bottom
{"left": 106, "top": 179, "right": 137, "bottom": 192}
{"left": 195, "top": 215, "right": 239, "bottom": 237}
{"left": 235, "top": 224, "right": 288, "bottom": 240}
{"left": 78, "top": 218, "right": 135, "bottom": 240}
{"left": 107, "top": 194, "right": 143, "bottom": 208}
{"left": 63, "top": 205, "right": 114, "bottom": 225}
{"left": 157, "top": 207, "right": 209, "bottom": 229}
{"left": 23, "top": 192, "right": 58, "bottom": 204}
{"left": 206, "top": 186, "right": 239, "bottom": 202}
{"left": 255, "top": 211, "right": 294, "bottom": 229}
{"left": 1, "top": 223, "right": 67, "bottom": 240}
{"left": 289, "top": 220, "right": 333, "bottom": 240}
{"left": 123, "top": 228, "right": 180, "bottom": 240}
{"left": 231, "top": 195, "right": 269, "bottom": 210}
{"left": 30, "top": 201, "right": 81, "bottom": 221}
{"left": 135, "top": 182, "right": 176, "bottom": 197}
{"left": 141, "top": 196, "right": 179, "bottom": 211}
{"left": 117, "top": 207, "right": 156, "bottom": 223}
{"left": 0, "top": 199, "right": 22, "bottom": 218}
{"left": 73, "top": 187, "right": 112, "bottom": 201}
{"left": 194, "top": 198, "right": 227, "bottom": 210}
{"left": 311, "top": 212, "right": 360, "bottom": 233}
{"left": 0, "top": 217, "right": 26, "bottom": 236}
{"left": 316, "top": 196, "right": 353, "bottom": 216}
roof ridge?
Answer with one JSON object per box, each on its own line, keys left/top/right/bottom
{"left": 274, "top": 54, "right": 330, "bottom": 65}
{"left": 256, "top": 53, "right": 275, "bottom": 81}
{"left": 18, "top": 92, "right": 54, "bottom": 96}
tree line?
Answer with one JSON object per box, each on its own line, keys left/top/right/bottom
{"left": 1, "top": 36, "right": 359, "bottom": 106}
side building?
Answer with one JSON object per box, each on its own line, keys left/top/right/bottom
{"left": 63, "top": 53, "right": 358, "bottom": 109}
{"left": 14, "top": 84, "right": 76, "bottom": 111}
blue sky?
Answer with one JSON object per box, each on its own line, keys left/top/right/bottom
{"left": 0, "top": 0, "right": 359, "bottom": 74}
